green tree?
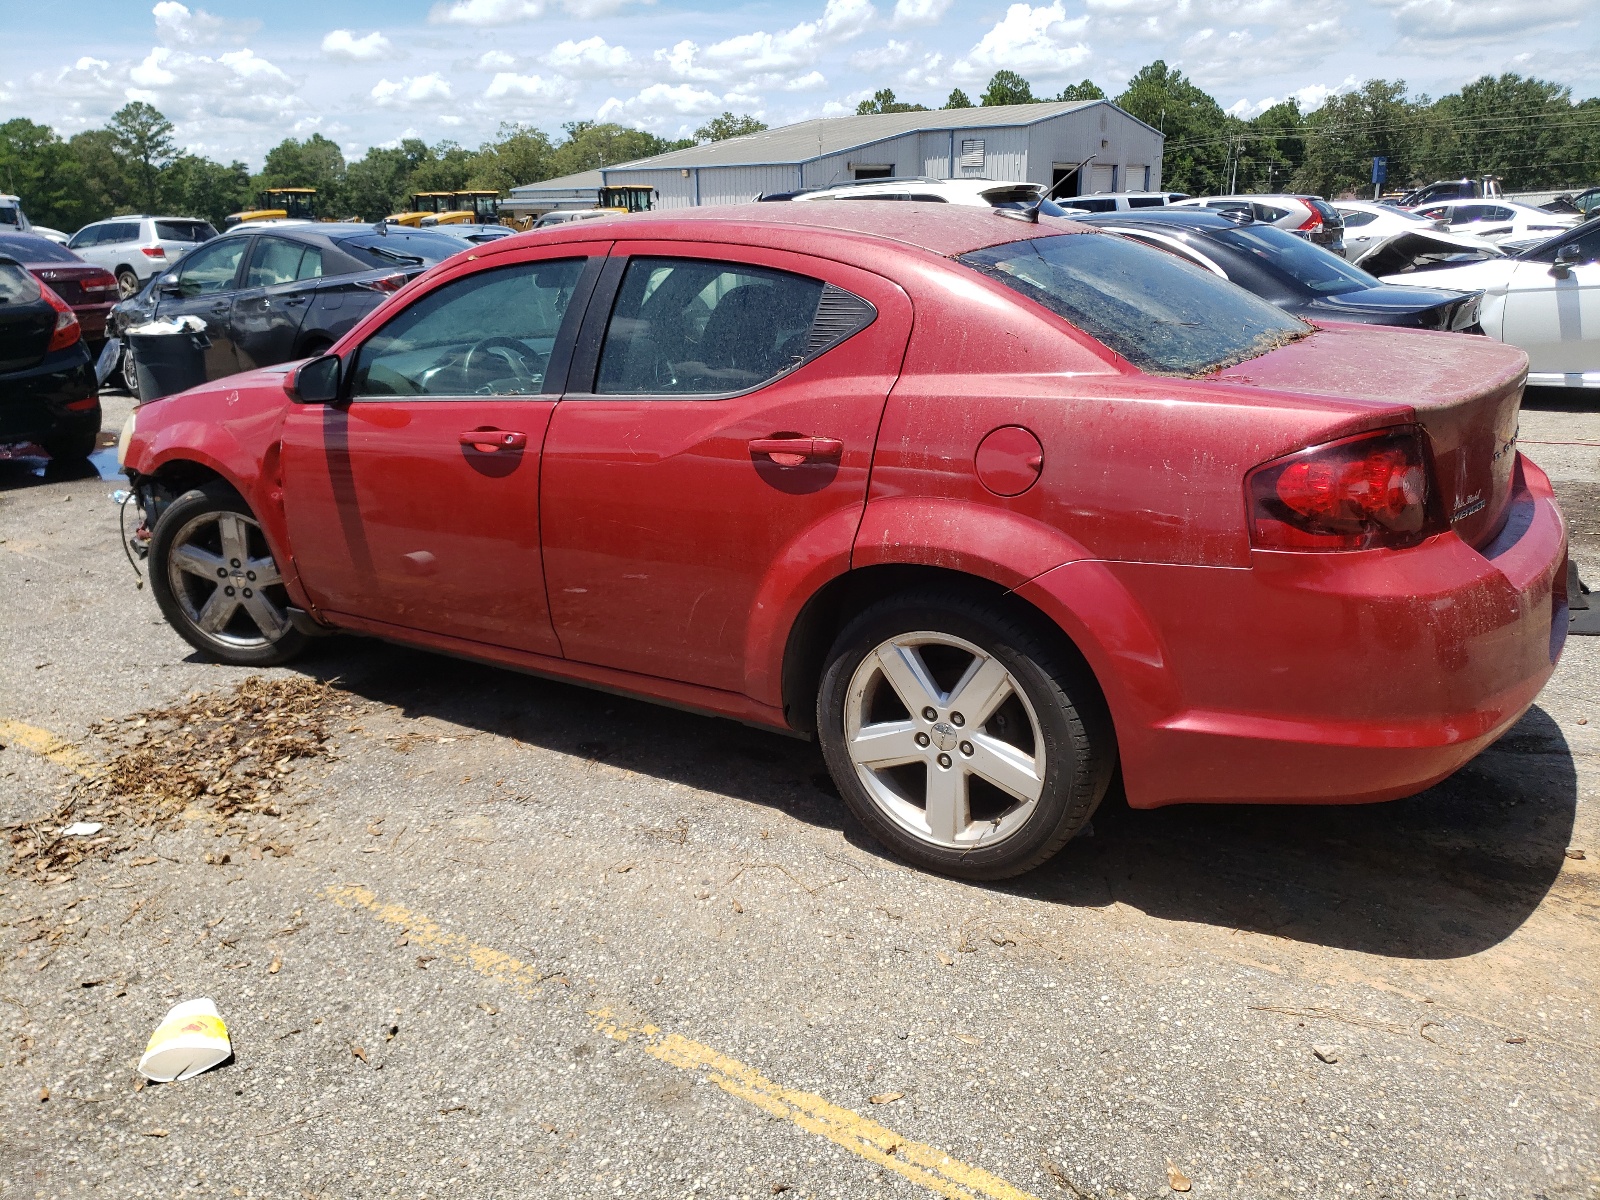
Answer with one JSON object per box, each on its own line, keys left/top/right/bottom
{"left": 943, "top": 89, "right": 973, "bottom": 110}
{"left": 1292, "top": 79, "right": 1418, "bottom": 198}
{"left": 1232, "top": 100, "right": 1303, "bottom": 194}
{"left": 1415, "top": 74, "right": 1576, "bottom": 190}
{"left": 107, "top": 102, "right": 177, "bottom": 212}
{"left": 409, "top": 141, "right": 476, "bottom": 193}
{"left": 464, "top": 122, "right": 556, "bottom": 193}
{"left": 258, "top": 133, "right": 348, "bottom": 214}
{"left": 161, "top": 155, "right": 252, "bottom": 226}
{"left": 695, "top": 112, "right": 768, "bottom": 141}
{"left": 548, "top": 122, "right": 685, "bottom": 177}
{"left": 1117, "top": 61, "right": 1234, "bottom": 193}
{"left": 0, "top": 118, "right": 94, "bottom": 231}
{"left": 981, "top": 71, "right": 1036, "bottom": 106}
{"left": 856, "top": 88, "right": 928, "bottom": 115}
{"left": 1056, "top": 80, "right": 1105, "bottom": 102}
{"left": 342, "top": 147, "right": 414, "bottom": 220}
{"left": 66, "top": 129, "right": 131, "bottom": 220}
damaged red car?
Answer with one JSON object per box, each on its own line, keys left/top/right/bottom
{"left": 118, "top": 203, "right": 1568, "bottom": 879}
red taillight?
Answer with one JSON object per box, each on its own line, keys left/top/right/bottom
{"left": 1246, "top": 426, "right": 1442, "bottom": 551}
{"left": 141, "top": 247, "right": 166, "bottom": 258}
{"left": 1297, "top": 210, "right": 1323, "bottom": 233}
{"left": 40, "top": 283, "right": 81, "bottom": 352}
{"left": 82, "top": 272, "right": 117, "bottom": 293}
{"left": 356, "top": 272, "right": 408, "bottom": 293}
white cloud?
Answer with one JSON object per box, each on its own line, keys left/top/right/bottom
{"left": 891, "top": 0, "right": 952, "bottom": 27}
{"left": 849, "top": 39, "right": 913, "bottom": 69}
{"left": 546, "top": 36, "right": 636, "bottom": 78}
{"left": 152, "top": 2, "right": 256, "bottom": 46}
{"left": 1374, "top": 0, "right": 1582, "bottom": 42}
{"left": 475, "top": 50, "right": 519, "bottom": 70}
{"left": 785, "top": 70, "right": 829, "bottom": 90}
{"left": 952, "top": 2, "right": 1090, "bottom": 82}
{"left": 665, "top": 0, "right": 876, "bottom": 84}
{"left": 322, "top": 30, "right": 396, "bottom": 62}
{"left": 371, "top": 73, "right": 453, "bottom": 107}
{"left": 431, "top": 0, "right": 544, "bottom": 23}
{"left": 598, "top": 82, "right": 770, "bottom": 130}
{"left": 483, "top": 71, "right": 568, "bottom": 103}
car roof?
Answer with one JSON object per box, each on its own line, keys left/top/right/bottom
{"left": 1077, "top": 209, "right": 1241, "bottom": 231}
{"left": 217, "top": 222, "right": 460, "bottom": 243}
{"left": 497, "top": 201, "right": 1077, "bottom": 259}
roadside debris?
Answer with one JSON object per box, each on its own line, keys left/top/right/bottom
{"left": 1166, "top": 1160, "right": 1193, "bottom": 1192}
{"left": 138, "top": 998, "right": 232, "bottom": 1082}
{"left": 867, "top": 1091, "right": 904, "bottom": 1105}
{"left": 61, "top": 823, "right": 102, "bottom": 837}
{"left": 1313, "top": 1044, "right": 1341, "bottom": 1064}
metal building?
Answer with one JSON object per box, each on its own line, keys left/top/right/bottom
{"left": 505, "top": 100, "right": 1164, "bottom": 217}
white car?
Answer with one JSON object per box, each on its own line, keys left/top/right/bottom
{"left": 1332, "top": 200, "right": 1451, "bottom": 256}
{"left": 1057, "top": 191, "right": 1188, "bottom": 213}
{"left": 1377, "top": 221, "right": 1600, "bottom": 389}
{"left": 0, "top": 193, "right": 34, "bottom": 234}
{"left": 788, "top": 177, "right": 1089, "bottom": 216}
{"left": 67, "top": 215, "right": 219, "bottom": 298}
{"left": 533, "top": 209, "right": 622, "bottom": 229}
{"left": 28, "top": 225, "right": 70, "bottom": 245}
{"left": 1409, "top": 199, "right": 1577, "bottom": 245}
{"left": 1173, "top": 193, "right": 1345, "bottom": 255}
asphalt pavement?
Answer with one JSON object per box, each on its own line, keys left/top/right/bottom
{"left": 1, "top": 388, "right": 1597, "bottom": 1200}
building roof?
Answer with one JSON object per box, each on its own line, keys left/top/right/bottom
{"left": 511, "top": 100, "right": 1152, "bottom": 196}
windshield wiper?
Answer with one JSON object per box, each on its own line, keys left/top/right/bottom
{"left": 364, "top": 245, "right": 425, "bottom": 266}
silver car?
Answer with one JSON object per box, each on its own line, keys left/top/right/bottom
{"left": 67, "top": 216, "right": 219, "bottom": 298}
{"left": 1174, "top": 194, "right": 1346, "bottom": 256}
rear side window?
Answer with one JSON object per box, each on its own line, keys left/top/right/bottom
{"left": 245, "top": 237, "right": 322, "bottom": 287}
{"left": 1127, "top": 196, "right": 1165, "bottom": 209}
{"left": 156, "top": 220, "right": 216, "bottom": 243}
{"left": 1071, "top": 197, "right": 1116, "bottom": 213}
{"left": 1211, "top": 225, "right": 1380, "bottom": 296}
{"left": 336, "top": 231, "right": 463, "bottom": 269}
{"left": 0, "top": 261, "right": 41, "bottom": 302}
{"left": 596, "top": 258, "right": 825, "bottom": 395}
{"left": 1338, "top": 209, "right": 1376, "bottom": 227}
{"left": 351, "top": 258, "right": 586, "bottom": 398}
{"left": 101, "top": 221, "right": 141, "bottom": 245}
{"left": 960, "top": 231, "right": 1309, "bottom": 377}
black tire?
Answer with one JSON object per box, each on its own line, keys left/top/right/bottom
{"left": 148, "top": 484, "right": 309, "bottom": 667}
{"left": 41, "top": 421, "right": 100, "bottom": 461}
{"left": 116, "top": 268, "right": 141, "bottom": 300}
{"left": 817, "top": 589, "right": 1115, "bottom": 880}
{"left": 118, "top": 342, "right": 140, "bottom": 398}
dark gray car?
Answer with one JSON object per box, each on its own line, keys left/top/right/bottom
{"left": 108, "top": 224, "right": 467, "bottom": 397}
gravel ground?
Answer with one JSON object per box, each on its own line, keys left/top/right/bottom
{"left": 1, "top": 388, "right": 1596, "bottom": 1200}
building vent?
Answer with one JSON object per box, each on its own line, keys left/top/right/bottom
{"left": 805, "top": 285, "right": 877, "bottom": 358}
{"left": 959, "top": 138, "right": 985, "bottom": 174}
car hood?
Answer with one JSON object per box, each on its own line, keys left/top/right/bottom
{"left": 1213, "top": 322, "right": 1527, "bottom": 550}
{"left": 1376, "top": 257, "right": 1520, "bottom": 291}
{"left": 1353, "top": 229, "right": 1504, "bottom": 276}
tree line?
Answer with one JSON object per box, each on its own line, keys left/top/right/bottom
{"left": 3, "top": 65, "right": 1597, "bottom": 234}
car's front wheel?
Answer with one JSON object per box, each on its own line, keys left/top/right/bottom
{"left": 148, "top": 485, "right": 309, "bottom": 666}
{"left": 818, "top": 591, "right": 1114, "bottom": 880}
{"left": 116, "top": 268, "right": 141, "bottom": 300}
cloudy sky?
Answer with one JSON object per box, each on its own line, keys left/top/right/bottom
{"left": 1, "top": 0, "right": 1593, "bottom": 166}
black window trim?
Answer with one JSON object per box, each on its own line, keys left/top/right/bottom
{"left": 563, "top": 251, "right": 877, "bottom": 402}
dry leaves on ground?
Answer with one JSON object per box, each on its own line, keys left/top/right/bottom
{"left": 6, "top": 676, "right": 358, "bottom": 881}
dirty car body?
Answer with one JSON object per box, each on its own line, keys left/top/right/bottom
{"left": 119, "top": 203, "right": 1568, "bottom": 879}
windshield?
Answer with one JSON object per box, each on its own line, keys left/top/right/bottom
{"left": 1210, "top": 225, "right": 1380, "bottom": 296}
{"left": 0, "top": 261, "right": 41, "bottom": 302}
{"left": 961, "top": 231, "right": 1309, "bottom": 377}
{"left": 0, "top": 233, "right": 78, "bottom": 263}
{"left": 335, "top": 230, "right": 465, "bottom": 269}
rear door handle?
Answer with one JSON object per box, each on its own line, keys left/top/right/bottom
{"left": 460, "top": 429, "right": 527, "bottom": 452}
{"left": 748, "top": 436, "right": 844, "bottom": 466}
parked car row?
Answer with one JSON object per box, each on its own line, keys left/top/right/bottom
{"left": 114, "top": 200, "right": 1567, "bottom": 881}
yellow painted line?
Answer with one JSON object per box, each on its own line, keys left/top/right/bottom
{"left": 0, "top": 718, "right": 97, "bottom": 778}
{"left": 323, "top": 884, "right": 1042, "bottom": 1200}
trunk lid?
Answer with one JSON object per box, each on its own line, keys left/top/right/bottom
{"left": 0, "top": 262, "right": 52, "bottom": 371}
{"left": 1215, "top": 322, "right": 1527, "bottom": 549}
{"left": 32, "top": 264, "right": 116, "bottom": 308}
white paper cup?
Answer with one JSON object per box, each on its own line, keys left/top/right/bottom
{"left": 138, "top": 998, "right": 231, "bottom": 1082}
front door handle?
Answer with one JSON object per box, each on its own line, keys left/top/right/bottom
{"left": 748, "top": 436, "right": 844, "bottom": 466}
{"left": 460, "top": 429, "right": 527, "bottom": 452}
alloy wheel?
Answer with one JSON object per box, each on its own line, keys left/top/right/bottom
{"left": 165, "top": 510, "right": 291, "bottom": 649}
{"left": 843, "top": 631, "right": 1046, "bottom": 850}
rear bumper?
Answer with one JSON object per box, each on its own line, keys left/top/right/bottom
{"left": 1019, "top": 454, "right": 1567, "bottom": 808}
{"left": 0, "top": 345, "right": 98, "bottom": 442}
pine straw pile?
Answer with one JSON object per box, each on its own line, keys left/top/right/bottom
{"left": 7, "top": 676, "right": 360, "bottom": 883}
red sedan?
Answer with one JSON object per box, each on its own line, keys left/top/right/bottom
{"left": 0, "top": 232, "right": 118, "bottom": 347}
{"left": 118, "top": 203, "right": 1568, "bottom": 879}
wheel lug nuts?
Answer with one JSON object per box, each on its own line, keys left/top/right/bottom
{"left": 915, "top": 732, "right": 930, "bottom": 747}
{"left": 216, "top": 568, "right": 227, "bottom": 577}
{"left": 936, "top": 753, "right": 952, "bottom": 769}
{"left": 230, "top": 558, "right": 241, "bottom": 568}
{"left": 960, "top": 741, "right": 974, "bottom": 756}
{"left": 242, "top": 588, "right": 253, "bottom": 598}
{"left": 922, "top": 707, "right": 937, "bottom": 721}
{"left": 951, "top": 712, "right": 965, "bottom": 727}
{"left": 224, "top": 586, "right": 235, "bottom": 596}
{"left": 246, "top": 571, "right": 256, "bottom": 581}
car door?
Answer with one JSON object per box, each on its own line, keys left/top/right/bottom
{"left": 66, "top": 225, "right": 107, "bottom": 271}
{"left": 278, "top": 246, "right": 606, "bottom": 654}
{"left": 1499, "top": 225, "right": 1600, "bottom": 378}
{"left": 539, "top": 243, "right": 912, "bottom": 695}
{"left": 153, "top": 236, "right": 248, "bottom": 378}
{"left": 232, "top": 235, "right": 322, "bottom": 370}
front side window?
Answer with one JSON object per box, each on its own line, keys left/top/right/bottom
{"left": 596, "top": 258, "right": 824, "bottom": 395}
{"left": 350, "top": 257, "right": 586, "bottom": 398}
{"left": 961, "top": 231, "right": 1309, "bottom": 377}
{"left": 175, "top": 238, "right": 247, "bottom": 296}
{"left": 67, "top": 226, "right": 101, "bottom": 249}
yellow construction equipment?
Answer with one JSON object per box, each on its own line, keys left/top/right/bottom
{"left": 226, "top": 187, "right": 317, "bottom": 225}
{"left": 385, "top": 192, "right": 454, "bottom": 227}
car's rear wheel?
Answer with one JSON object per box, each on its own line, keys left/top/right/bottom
{"left": 41, "top": 420, "right": 100, "bottom": 461}
{"left": 148, "top": 485, "right": 308, "bottom": 666}
{"left": 120, "top": 342, "right": 140, "bottom": 399}
{"left": 116, "top": 268, "right": 141, "bottom": 300}
{"left": 817, "top": 591, "right": 1114, "bottom": 880}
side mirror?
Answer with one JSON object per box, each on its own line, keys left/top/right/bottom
{"left": 157, "top": 275, "right": 182, "bottom": 297}
{"left": 287, "top": 353, "right": 342, "bottom": 404}
{"left": 1557, "top": 243, "right": 1583, "bottom": 264}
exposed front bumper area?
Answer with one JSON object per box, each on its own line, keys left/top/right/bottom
{"left": 1020, "top": 454, "right": 1568, "bottom": 809}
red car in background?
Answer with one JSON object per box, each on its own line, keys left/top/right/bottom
{"left": 118, "top": 203, "right": 1568, "bottom": 880}
{"left": 0, "top": 232, "right": 118, "bottom": 348}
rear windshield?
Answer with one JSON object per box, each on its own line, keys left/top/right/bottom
{"left": 155, "top": 220, "right": 216, "bottom": 243}
{"left": 960, "top": 231, "right": 1308, "bottom": 377}
{"left": 335, "top": 230, "right": 465, "bottom": 269}
{"left": 1212, "top": 225, "right": 1380, "bottom": 296}
{"left": 0, "top": 261, "right": 41, "bottom": 302}
{"left": 0, "top": 233, "right": 78, "bottom": 263}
